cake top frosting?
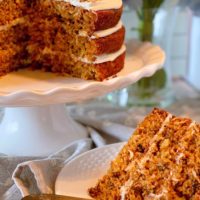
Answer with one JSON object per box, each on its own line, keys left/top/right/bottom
{"left": 61, "top": 0, "right": 122, "bottom": 11}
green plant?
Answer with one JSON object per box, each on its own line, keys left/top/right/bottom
{"left": 132, "top": 0, "right": 167, "bottom": 98}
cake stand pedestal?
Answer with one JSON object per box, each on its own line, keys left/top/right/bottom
{"left": 0, "top": 41, "right": 165, "bottom": 156}
{"left": 0, "top": 104, "right": 87, "bottom": 156}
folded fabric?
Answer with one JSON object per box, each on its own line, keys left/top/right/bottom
{"left": 87, "top": 127, "right": 107, "bottom": 147}
{"left": 10, "top": 139, "right": 92, "bottom": 200}
{"left": 75, "top": 116, "right": 134, "bottom": 141}
{"left": 11, "top": 120, "right": 134, "bottom": 199}
{"left": 11, "top": 118, "right": 134, "bottom": 199}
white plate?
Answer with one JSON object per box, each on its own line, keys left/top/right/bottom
{"left": 55, "top": 142, "right": 125, "bottom": 199}
{"left": 0, "top": 42, "right": 165, "bottom": 106}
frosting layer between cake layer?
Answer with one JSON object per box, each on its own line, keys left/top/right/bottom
{"left": 80, "top": 20, "right": 123, "bottom": 39}
{"left": 79, "top": 44, "right": 126, "bottom": 64}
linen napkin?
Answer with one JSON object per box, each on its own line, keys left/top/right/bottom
{"left": 8, "top": 138, "right": 92, "bottom": 200}
{"left": 10, "top": 116, "right": 134, "bottom": 199}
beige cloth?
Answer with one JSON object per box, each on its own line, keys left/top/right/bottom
{"left": 12, "top": 139, "right": 92, "bottom": 199}
{"left": 1, "top": 139, "right": 93, "bottom": 200}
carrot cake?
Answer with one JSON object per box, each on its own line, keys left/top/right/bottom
{"left": 0, "top": 0, "right": 125, "bottom": 81}
{"left": 89, "top": 108, "right": 200, "bottom": 199}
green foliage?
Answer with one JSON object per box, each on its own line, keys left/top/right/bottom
{"left": 136, "top": 69, "right": 167, "bottom": 98}
{"left": 142, "top": 0, "right": 165, "bottom": 9}
{"left": 136, "top": 0, "right": 165, "bottom": 41}
{"left": 136, "top": 0, "right": 165, "bottom": 20}
{"left": 133, "top": 0, "right": 167, "bottom": 98}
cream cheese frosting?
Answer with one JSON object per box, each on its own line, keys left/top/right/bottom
{"left": 79, "top": 20, "right": 123, "bottom": 39}
{"left": 60, "top": 0, "right": 122, "bottom": 11}
{"left": 91, "top": 20, "right": 123, "bottom": 39}
{"left": 120, "top": 179, "right": 133, "bottom": 200}
{"left": 41, "top": 44, "right": 126, "bottom": 64}
{"left": 80, "top": 44, "right": 126, "bottom": 64}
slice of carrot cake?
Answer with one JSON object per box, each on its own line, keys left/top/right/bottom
{"left": 89, "top": 108, "right": 200, "bottom": 199}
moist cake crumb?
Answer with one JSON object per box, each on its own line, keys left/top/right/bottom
{"left": 0, "top": 0, "right": 125, "bottom": 81}
{"left": 89, "top": 108, "right": 200, "bottom": 199}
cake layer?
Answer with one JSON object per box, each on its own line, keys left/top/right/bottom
{"left": 95, "top": 26, "right": 125, "bottom": 55}
{"left": 93, "top": 52, "right": 125, "bottom": 80}
{"left": 95, "top": 6, "right": 123, "bottom": 31}
{"left": 0, "top": 23, "right": 29, "bottom": 76}
{"left": 30, "top": 50, "right": 125, "bottom": 81}
{"left": 0, "top": 22, "right": 28, "bottom": 45}
{"left": 0, "top": 0, "right": 27, "bottom": 26}
{"left": 0, "top": 45, "right": 27, "bottom": 76}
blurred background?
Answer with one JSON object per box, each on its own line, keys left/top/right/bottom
{"left": 123, "top": 0, "right": 199, "bottom": 79}
{"left": 103, "top": 0, "right": 200, "bottom": 107}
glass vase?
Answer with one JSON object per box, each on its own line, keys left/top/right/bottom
{"left": 108, "top": 5, "right": 177, "bottom": 107}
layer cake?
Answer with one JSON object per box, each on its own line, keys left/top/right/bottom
{"left": 0, "top": 0, "right": 125, "bottom": 81}
{"left": 89, "top": 108, "right": 200, "bottom": 199}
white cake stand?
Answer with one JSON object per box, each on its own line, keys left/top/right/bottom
{"left": 0, "top": 42, "right": 165, "bottom": 156}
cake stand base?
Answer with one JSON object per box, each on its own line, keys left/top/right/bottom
{"left": 0, "top": 104, "right": 88, "bottom": 156}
